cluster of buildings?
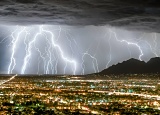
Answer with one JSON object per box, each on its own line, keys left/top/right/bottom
{"left": 0, "top": 74, "right": 159, "bottom": 114}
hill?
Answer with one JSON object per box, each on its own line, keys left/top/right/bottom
{"left": 99, "top": 57, "right": 160, "bottom": 75}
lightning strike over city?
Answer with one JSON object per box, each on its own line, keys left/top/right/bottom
{"left": 0, "top": 0, "right": 160, "bottom": 114}
{"left": 0, "top": 25, "right": 159, "bottom": 75}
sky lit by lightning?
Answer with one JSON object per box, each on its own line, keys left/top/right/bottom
{"left": 0, "top": 25, "right": 160, "bottom": 75}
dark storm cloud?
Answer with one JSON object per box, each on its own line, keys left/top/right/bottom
{"left": 0, "top": 0, "right": 160, "bottom": 32}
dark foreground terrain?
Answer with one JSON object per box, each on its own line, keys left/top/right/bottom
{"left": 0, "top": 74, "right": 160, "bottom": 115}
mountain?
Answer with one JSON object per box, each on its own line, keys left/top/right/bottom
{"left": 99, "top": 57, "right": 160, "bottom": 75}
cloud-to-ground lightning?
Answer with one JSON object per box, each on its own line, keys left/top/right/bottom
{"left": 41, "top": 26, "right": 77, "bottom": 75}
{"left": 105, "top": 30, "right": 112, "bottom": 68}
{"left": 152, "top": 33, "right": 159, "bottom": 57}
{"left": 0, "top": 25, "right": 159, "bottom": 75}
{"left": 7, "top": 25, "right": 77, "bottom": 75}
{"left": 8, "top": 27, "right": 26, "bottom": 74}
{"left": 109, "top": 29, "right": 144, "bottom": 61}
{"left": 81, "top": 52, "right": 99, "bottom": 75}
{"left": 80, "top": 37, "right": 100, "bottom": 75}
{"left": 136, "top": 33, "right": 159, "bottom": 58}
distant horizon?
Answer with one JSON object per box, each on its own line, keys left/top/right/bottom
{"left": 0, "top": 26, "right": 159, "bottom": 75}
{"left": 0, "top": 56, "right": 160, "bottom": 75}
{"left": 0, "top": 1, "right": 160, "bottom": 114}
{"left": 0, "top": 1, "right": 160, "bottom": 75}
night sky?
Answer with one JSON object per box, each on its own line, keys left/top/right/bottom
{"left": 0, "top": 0, "right": 160, "bottom": 75}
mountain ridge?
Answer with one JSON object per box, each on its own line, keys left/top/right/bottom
{"left": 98, "top": 57, "right": 160, "bottom": 75}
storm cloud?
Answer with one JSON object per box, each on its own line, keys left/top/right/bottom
{"left": 0, "top": 0, "right": 160, "bottom": 32}
{"left": 0, "top": 0, "right": 160, "bottom": 74}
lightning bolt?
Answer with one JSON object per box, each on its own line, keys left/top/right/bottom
{"left": 136, "top": 33, "right": 159, "bottom": 57}
{"left": 21, "top": 26, "right": 77, "bottom": 74}
{"left": 6, "top": 25, "right": 77, "bottom": 75}
{"left": 109, "top": 29, "right": 144, "bottom": 61}
{"left": 81, "top": 52, "right": 99, "bottom": 74}
{"left": 152, "top": 33, "right": 159, "bottom": 57}
{"left": 81, "top": 40, "right": 100, "bottom": 75}
{"left": 3, "top": 25, "right": 159, "bottom": 75}
{"left": 105, "top": 30, "right": 112, "bottom": 68}
{"left": 8, "top": 27, "right": 26, "bottom": 74}
{"left": 21, "top": 27, "right": 42, "bottom": 74}
{"left": 41, "top": 26, "right": 77, "bottom": 75}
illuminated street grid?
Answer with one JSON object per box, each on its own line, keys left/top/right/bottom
{"left": 0, "top": 74, "right": 160, "bottom": 114}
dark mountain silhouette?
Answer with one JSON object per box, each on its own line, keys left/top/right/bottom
{"left": 99, "top": 57, "right": 160, "bottom": 75}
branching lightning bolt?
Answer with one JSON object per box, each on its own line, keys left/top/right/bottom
{"left": 8, "top": 27, "right": 26, "bottom": 74}
{"left": 81, "top": 41, "right": 99, "bottom": 75}
{"left": 41, "top": 26, "right": 77, "bottom": 75}
{"left": 2, "top": 25, "right": 159, "bottom": 75}
{"left": 7, "top": 25, "right": 77, "bottom": 75}
{"left": 109, "top": 29, "right": 144, "bottom": 61}
{"left": 105, "top": 30, "right": 112, "bottom": 68}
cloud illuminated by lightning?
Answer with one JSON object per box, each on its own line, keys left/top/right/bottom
{"left": 8, "top": 27, "right": 26, "bottom": 74}
{"left": 109, "top": 29, "right": 144, "bottom": 61}
{"left": 0, "top": 25, "right": 159, "bottom": 75}
{"left": 8, "top": 26, "right": 77, "bottom": 75}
